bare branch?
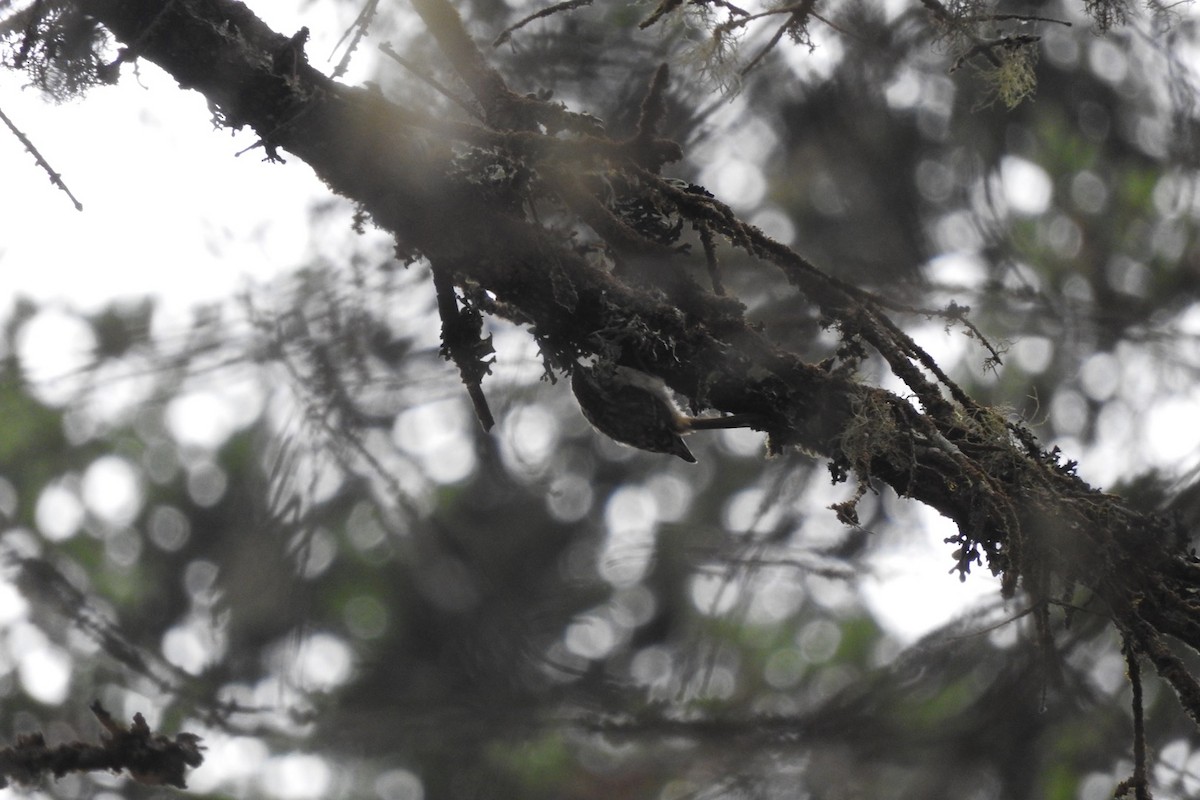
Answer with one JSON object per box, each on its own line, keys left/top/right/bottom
{"left": 0, "top": 103, "right": 82, "bottom": 210}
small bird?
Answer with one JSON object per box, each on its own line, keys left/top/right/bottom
{"left": 571, "top": 363, "right": 762, "bottom": 462}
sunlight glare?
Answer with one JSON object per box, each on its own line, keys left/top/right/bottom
{"left": 262, "top": 753, "right": 331, "bottom": 800}
{"left": 290, "top": 633, "right": 353, "bottom": 690}
{"left": 1011, "top": 336, "right": 1053, "bottom": 374}
{"left": 1144, "top": 395, "right": 1200, "bottom": 464}
{"left": 642, "top": 473, "right": 693, "bottom": 523}
{"left": 922, "top": 253, "right": 987, "bottom": 289}
{"left": 394, "top": 399, "right": 476, "bottom": 484}
{"left": 1079, "top": 352, "right": 1120, "bottom": 401}
{"left": 747, "top": 571, "right": 805, "bottom": 624}
{"left": 564, "top": 614, "right": 617, "bottom": 660}
{"left": 166, "top": 391, "right": 237, "bottom": 450}
{"left": 186, "top": 733, "right": 270, "bottom": 794}
{"left": 604, "top": 485, "right": 658, "bottom": 534}
{"left": 0, "top": 581, "right": 28, "bottom": 626}
{"left": 17, "top": 641, "right": 70, "bottom": 704}
{"left": 699, "top": 155, "right": 767, "bottom": 211}
{"left": 163, "top": 619, "right": 224, "bottom": 675}
{"left": 34, "top": 482, "right": 84, "bottom": 541}
{"left": 999, "top": 156, "right": 1052, "bottom": 216}
{"left": 499, "top": 404, "right": 560, "bottom": 477}
{"left": 81, "top": 455, "right": 143, "bottom": 527}
{"left": 862, "top": 506, "right": 1002, "bottom": 643}
{"left": 723, "top": 487, "right": 782, "bottom": 534}
{"left": 14, "top": 309, "right": 95, "bottom": 406}
{"left": 689, "top": 570, "right": 741, "bottom": 616}
{"left": 600, "top": 486, "right": 658, "bottom": 585}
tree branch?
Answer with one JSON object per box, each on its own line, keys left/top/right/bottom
{"left": 75, "top": 0, "right": 1200, "bottom": 726}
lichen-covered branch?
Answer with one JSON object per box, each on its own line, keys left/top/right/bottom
{"left": 0, "top": 702, "right": 204, "bottom": 789}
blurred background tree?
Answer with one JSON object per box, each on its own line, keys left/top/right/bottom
{"left": 1, "top": 0, "right": 1200, "bottom": 798}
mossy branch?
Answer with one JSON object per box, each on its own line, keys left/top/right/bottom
{"left": 0, "top": 702, "right": 204, "bottom": 790}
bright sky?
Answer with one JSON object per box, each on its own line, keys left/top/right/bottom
{"left": 0, "top": 63, "right": 319, "bottom": 379}
{"left": 0, "top": 3, "right": 372, "bottom": 308}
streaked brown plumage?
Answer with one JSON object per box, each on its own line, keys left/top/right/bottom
{"left": 571, "top": 364, "right": 761, "bottom": 462}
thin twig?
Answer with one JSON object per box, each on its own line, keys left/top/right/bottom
{"left": 0, "top": 104, "right": 82, "bottom": 211}
{"left": 1115, "top": 638, "right": 1153, "bottom": 800}
{"left": 330, "top": 0, "right": 380, "bottom": 78}
{"left": 975, "top": 12, "right": 1071, "bottom": 25}
{"left": 699, "top": 224, "right": 724, "bottom": 295}
{"left": 379, "top": 41, "right": 481, "bottom": 119}
{"left": 493, "top": 0, "right": 593, "bottom": 46}
{"left": 740, "top": 16, "right": 792, "bottom": 77}
{"left": 714, "top": 0, "right": 814, "bottom": 37}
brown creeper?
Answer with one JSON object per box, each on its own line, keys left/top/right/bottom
{"left": 571, "top": 364, "right": 761, "bottom": 462}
